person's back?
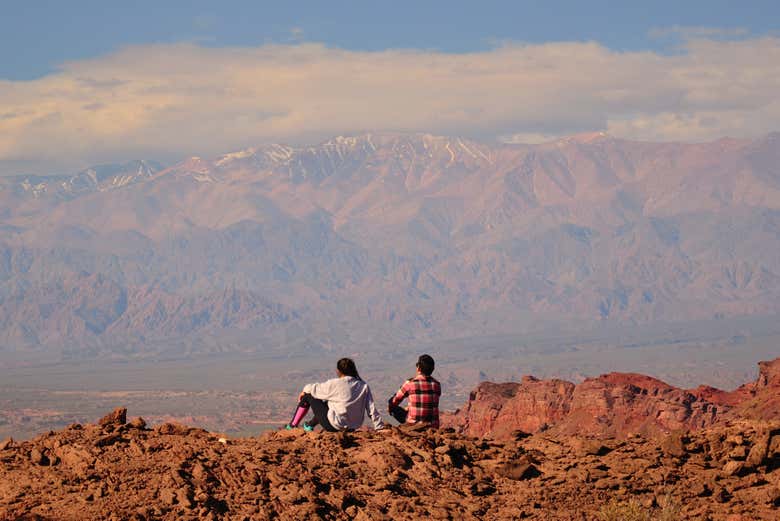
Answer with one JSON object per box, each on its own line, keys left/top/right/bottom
{"left": 389, "top": 354, "right": 441, "bottom": 428}
{"left": 287, "top": 357, "right": 384, "bottom": 432}
{"left": 306, "top": 375, "right": 383, "bottom": 430}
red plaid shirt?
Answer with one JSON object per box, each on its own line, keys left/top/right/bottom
{"left": 389, "top": 374, "right": 441, "bottom": 428}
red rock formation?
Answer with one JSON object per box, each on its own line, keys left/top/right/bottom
{"left": 446, "top": 377, "right": 575, "bottom": 440}
{"left": 725, "top": 358, "right": 780, "bottom": 420}
{"left": 446, "top": 357, "right": 780, "bottom": 440}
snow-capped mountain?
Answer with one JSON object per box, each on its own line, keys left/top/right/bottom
{"left": 0, "top": 160, "right": 163, "bottom": 207}
{"left": 1, "top": 132, "right": 779, "bottom": 358}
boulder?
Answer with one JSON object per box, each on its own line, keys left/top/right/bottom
{"left": 156, "top": 422, "right": 192, "bottom": 435}
{"left": 128, "top": 417, "right": 147, "bottom": 430}
{"left": 29, "top": 447, "right": 49, "bottom": 466}
{"left": 661, "top": 431, "right": 687, "bottom": 458}
{"left": 745, "top": 431, "right": 770, "bottom": 468}
{"left": 98, "top": 407, "right": 127, "bottom": 427}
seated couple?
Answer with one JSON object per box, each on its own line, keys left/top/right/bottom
{"left": 285, "top": 354, "right": 441, "bottom": 432}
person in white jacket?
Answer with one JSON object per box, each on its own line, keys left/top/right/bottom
{"left": 285, "top": 358, "right": 385, "bottom": 432}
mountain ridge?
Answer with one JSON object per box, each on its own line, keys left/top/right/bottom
{"left": 1, "top": 132, "right": 780, "bottom": 358}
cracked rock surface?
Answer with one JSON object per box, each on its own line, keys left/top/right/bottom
{"left": 1, "top": 409, "right": 779, "bottom": 520}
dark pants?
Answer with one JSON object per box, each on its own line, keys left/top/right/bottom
{"left": 388, "top": 403, "right": 408, "bottom": 424}
{"left": 301, "top": 393, "right": 338, "bottom": 432}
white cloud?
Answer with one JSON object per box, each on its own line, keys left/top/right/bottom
{"left": 0, "top": 36, "right": 779, "bottom": 174}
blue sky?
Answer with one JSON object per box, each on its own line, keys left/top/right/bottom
{"left": 3, "top": 0, "right": 778, "bottom": 80}
{"left": 1, "top": 1, "right": 779, "bottom": 175}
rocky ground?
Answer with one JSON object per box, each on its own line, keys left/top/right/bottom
{"left": 1, "top": 407, "right": 779, "bottom": 520}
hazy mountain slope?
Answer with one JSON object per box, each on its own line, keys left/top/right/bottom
{"left": 1, "top": 133, "right": 779, "bottom": 358}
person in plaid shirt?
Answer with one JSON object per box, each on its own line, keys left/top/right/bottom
{"left": 388, "top": 354, "right": 441, "bottom": 428}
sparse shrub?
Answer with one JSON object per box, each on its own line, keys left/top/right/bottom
{"left": 655, "top": 493, "right": 681, "bottom": 521}
{"left": 596, "top": 494, "right": 681, "bottom": 521}
{"left": 596, "top": 500, "right": 651, "bottom": 521}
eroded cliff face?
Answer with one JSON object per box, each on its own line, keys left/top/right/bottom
{"left": 757, "top": 358, "right": 780, "bottom": 388}
{"left": 447, "top": 377, "right": 576, "bottom": 440}
{"left": 725, "top": 358, "right": 780, "bottom": 421}
{"left": 444, "top": 358, "right": 780, "bottom": 440}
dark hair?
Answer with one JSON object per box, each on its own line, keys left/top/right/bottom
{"left": 337, "top": 358, "right": 361, "bottom": 379}
{"left": 416, "top": 354, "right": 435, "bottom": 376}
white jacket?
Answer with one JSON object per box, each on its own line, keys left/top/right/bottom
{"left": 302, "top": 376, "right": 385, "bottom": 430}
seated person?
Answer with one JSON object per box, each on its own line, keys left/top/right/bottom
{"left": 286, "top": 358, "right": 384, "bottom": 432}
{"left": 388, "top": 354, "right": 441, "bottom": 428}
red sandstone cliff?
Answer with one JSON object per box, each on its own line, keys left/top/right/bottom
{"left": 444, "top": 357, "right": 780, "bottom": 440}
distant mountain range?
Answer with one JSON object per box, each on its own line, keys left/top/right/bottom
{"left": 1, "top": 132, "right": 779, "bottom": 359}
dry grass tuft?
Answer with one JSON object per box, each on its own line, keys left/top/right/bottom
{"left": 596, "top": 494, "right": 681, "bottom": 521}
{"left": 596, "top": 500, "right": 651, "bottom": 521}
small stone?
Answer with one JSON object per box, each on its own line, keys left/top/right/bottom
{"left": 29, "top": 447, "right": 49, "bottom": 466}
{"left": 0, "top": 437, "right": 13, "bottom": 450}
{"left": 726, "top": 434, "right": 744, "bottom": 445}
{"left": 722, "top": 460, "right": 744, "bottom": 477}
{"left": 128, "top": 417, "right": 147, "bottom": 430}
{"left": 496, "top": 461, "right": 541, "bottom": 481}
{"left": 661, "top": 431, "right": 687, "bottom": 458}
{"left": 176, "top": 487, "right": 193, "bottom": 508}
{"left": 157, "top": 423, "right": 191, "bottom": 436}
{"left": 728, "top": 445, "right": 747, "bottom": 460}
{"left": 94, "top": 433, "right": 123, "bottom": 448}
{"left": 159, "top": 488, "right": 177, "bottom": 505}
{"left": 470, "top": 480, "right": 496, "bottom": 496}
{"left": 714, "top": 485, "right": 731, "bottom": 503}
{"left": 593, "top": 477, "right": 620, "bottom": 490}
{"left": 588, "top": 467, "right": 609, "bottom": 481}
{"left": 59, "top": 446, "right": 94, "bottom": 473}
{"left": 512, "top": 430, "right": 531, "bottom": 440}
{"left": 745, "top": 432, "right": 769, "bottom": 468}
{"left": 769, "top": 435, "right": 780, "bottom": 458}
{"left": 98, "top": 407, "right": 127, "bottom": 427}
{"left": 764, "top": 486, "right": 780, "bottom": 506}
{"left": 573, "top": 438, "right": 611, "bottom": 457}
{"left": 191, "top": 462, "right": 211, "bottom": 482}
{"left": 690, "top": 481, "right": 711, "bottom": 497}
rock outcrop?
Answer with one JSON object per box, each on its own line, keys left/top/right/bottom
{"left": 1, "top": 411, "right": 779, "bottom": 520}
{"left": 444, "top": 357, "right": 780, "bottom": 440}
